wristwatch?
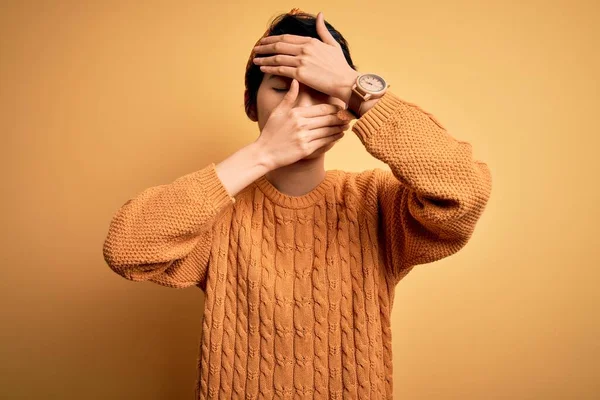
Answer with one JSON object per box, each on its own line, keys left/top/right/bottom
{"left": 347, "top": 73, "right": 390, "bottom": 118}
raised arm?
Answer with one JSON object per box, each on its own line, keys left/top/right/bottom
{"left": 352, "top": 91, "right": 492, "bottom": 285}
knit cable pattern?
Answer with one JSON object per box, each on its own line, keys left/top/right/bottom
{"left": 103, "top": 90, "right": 492, "bottom": 399}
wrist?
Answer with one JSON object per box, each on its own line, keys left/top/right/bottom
{"left": 249, "top": 140, "right": 277, "bottom": 172}
{"left": 215, "top": 141, "right": 273, "bottom": 198}
{"left": 339, "top": 71, "right": 387, "bottom": 117}
{"left": 337, "top": 69, "right": 360, "bottom": 105}
{"left": 356, "top": 97, "right": 381, "bottom": 117}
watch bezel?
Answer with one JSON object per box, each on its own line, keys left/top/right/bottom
{"left": 356, "top": 73, "right": 388, "bottom": 96}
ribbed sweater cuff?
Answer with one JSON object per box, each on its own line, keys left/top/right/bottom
{"left": 352, "top": 90, "right": 405, "bottom": 144}
{"left": 198, "top": 163, "right": 236, "bottom": 212}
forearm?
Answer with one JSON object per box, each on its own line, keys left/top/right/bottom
{"left": 215, "top": 141, "right": 272, "bottom": 198}
{"left": 353, "top": 90, "right": 492, "bottom": 222}
{"left": 355, "top": 92, "right": 492, "bottom": 281}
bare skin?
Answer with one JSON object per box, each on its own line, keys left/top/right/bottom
{"left": 254, "top": 73, "right": 348, "bottom": 196}
{"left": 216, "top": 11, "right": 376, "bottom": 199}
{"left": 215, "top": 73, "right": 349, "bottom": 198}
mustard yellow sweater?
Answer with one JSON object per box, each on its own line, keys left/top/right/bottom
{"left": 103, "top": 90, "right": 492, "bottom": 399}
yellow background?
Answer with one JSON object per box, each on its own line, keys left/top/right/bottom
{"left": 1, "top": 0, "right": 598, "bottom": 398}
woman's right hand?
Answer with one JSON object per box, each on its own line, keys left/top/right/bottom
{"left": 254, "top": 78, "right": 350, "bottom": 170}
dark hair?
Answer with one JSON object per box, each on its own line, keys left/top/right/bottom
{"left": 244, "top": 11, "right": 357, "bottom": 121}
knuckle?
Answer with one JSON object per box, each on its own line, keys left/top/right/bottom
{"left": 296, "top": 68, "right": 306, "bottom": 80}
{"left": 298, "top": 130, "right": 309, "bottom": 142}
{"left": 300, "top": 140, "right": 311, "bottom": 152}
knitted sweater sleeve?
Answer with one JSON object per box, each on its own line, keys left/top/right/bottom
{"left": 102, "top": 163, "right": 235, "bottom": 290}
{"left": 352, "top": 91, "right": 493, "bottom": 285}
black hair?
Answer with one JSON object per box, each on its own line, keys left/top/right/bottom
{"left": 244, "top": 11, "right": 357, "bottom": 121}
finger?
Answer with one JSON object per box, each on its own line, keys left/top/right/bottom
{"left": 278, "top": 78, "right": 299, "bottom": 109}
{"left": 336, "top": 109, "right": 355, "bottom": 122}
{"left": 254, "top": 54, "right": 300, "bottom": 67}
{"left": 259, "top": 65, "right": 296, "bottom": 79}
{"left": 316, "top": 12, "right": 341, "bottom": 48}
{"left": 294, "top": 103, "right": 343, "bottom": 118}
{"left": 258, "top": 34, "right": 311, "bottom": 45}
{"left": 253, "top": 42, "right": 303, "bottom": 56}
{"left": 304, "top": 114, "right": 349, "bottom": 130}
{"left": 307, "top": 124, "right": 347, "bottom": 141}
{"left": 308, "top": 131, "right": 345, "bottom": 151}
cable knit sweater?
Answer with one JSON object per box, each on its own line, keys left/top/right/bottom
{"left": 102, "top": 90, "right": 492, "bottom": 399}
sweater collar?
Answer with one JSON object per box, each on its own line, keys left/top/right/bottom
{"left": 254, "top": 169, "right": 339, "bottom": 209}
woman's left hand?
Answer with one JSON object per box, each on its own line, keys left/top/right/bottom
{"left": 252, "top": 11, "right": 359, "bottom": 102}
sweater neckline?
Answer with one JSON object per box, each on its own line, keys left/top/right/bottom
{"left": 254, "top": 169, "right": 338, "bottom": 209}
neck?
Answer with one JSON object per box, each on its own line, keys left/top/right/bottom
{"left": 264, "top": 156, "right": 326, "bottom": 197}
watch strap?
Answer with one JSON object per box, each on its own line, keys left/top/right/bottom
{"left": 347, "top": 74, "right": 390, "bottom": 118}
{"left": 348, "top": 85, "right": 365, "bottom": 118}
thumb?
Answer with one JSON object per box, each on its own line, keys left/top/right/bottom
{"left": 279, "top": 78, "right": 299, "bottom": 109}
{"left": 316, "top": 12, "right": 340, "bottom": 48}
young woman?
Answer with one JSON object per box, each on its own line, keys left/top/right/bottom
{"left": 103, "top": 9, "right": 492, "bottom": 399}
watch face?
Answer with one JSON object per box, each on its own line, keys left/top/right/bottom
{"left": 358, "top": 73, "right": 387, "bottom": 94}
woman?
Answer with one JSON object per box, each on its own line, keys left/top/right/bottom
{"left": 103, "top": 8, "right": 492, "bottom": 399}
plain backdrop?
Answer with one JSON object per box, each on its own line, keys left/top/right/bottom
{"left": 1, "top": 0, "right": 598, "bottom": 399}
